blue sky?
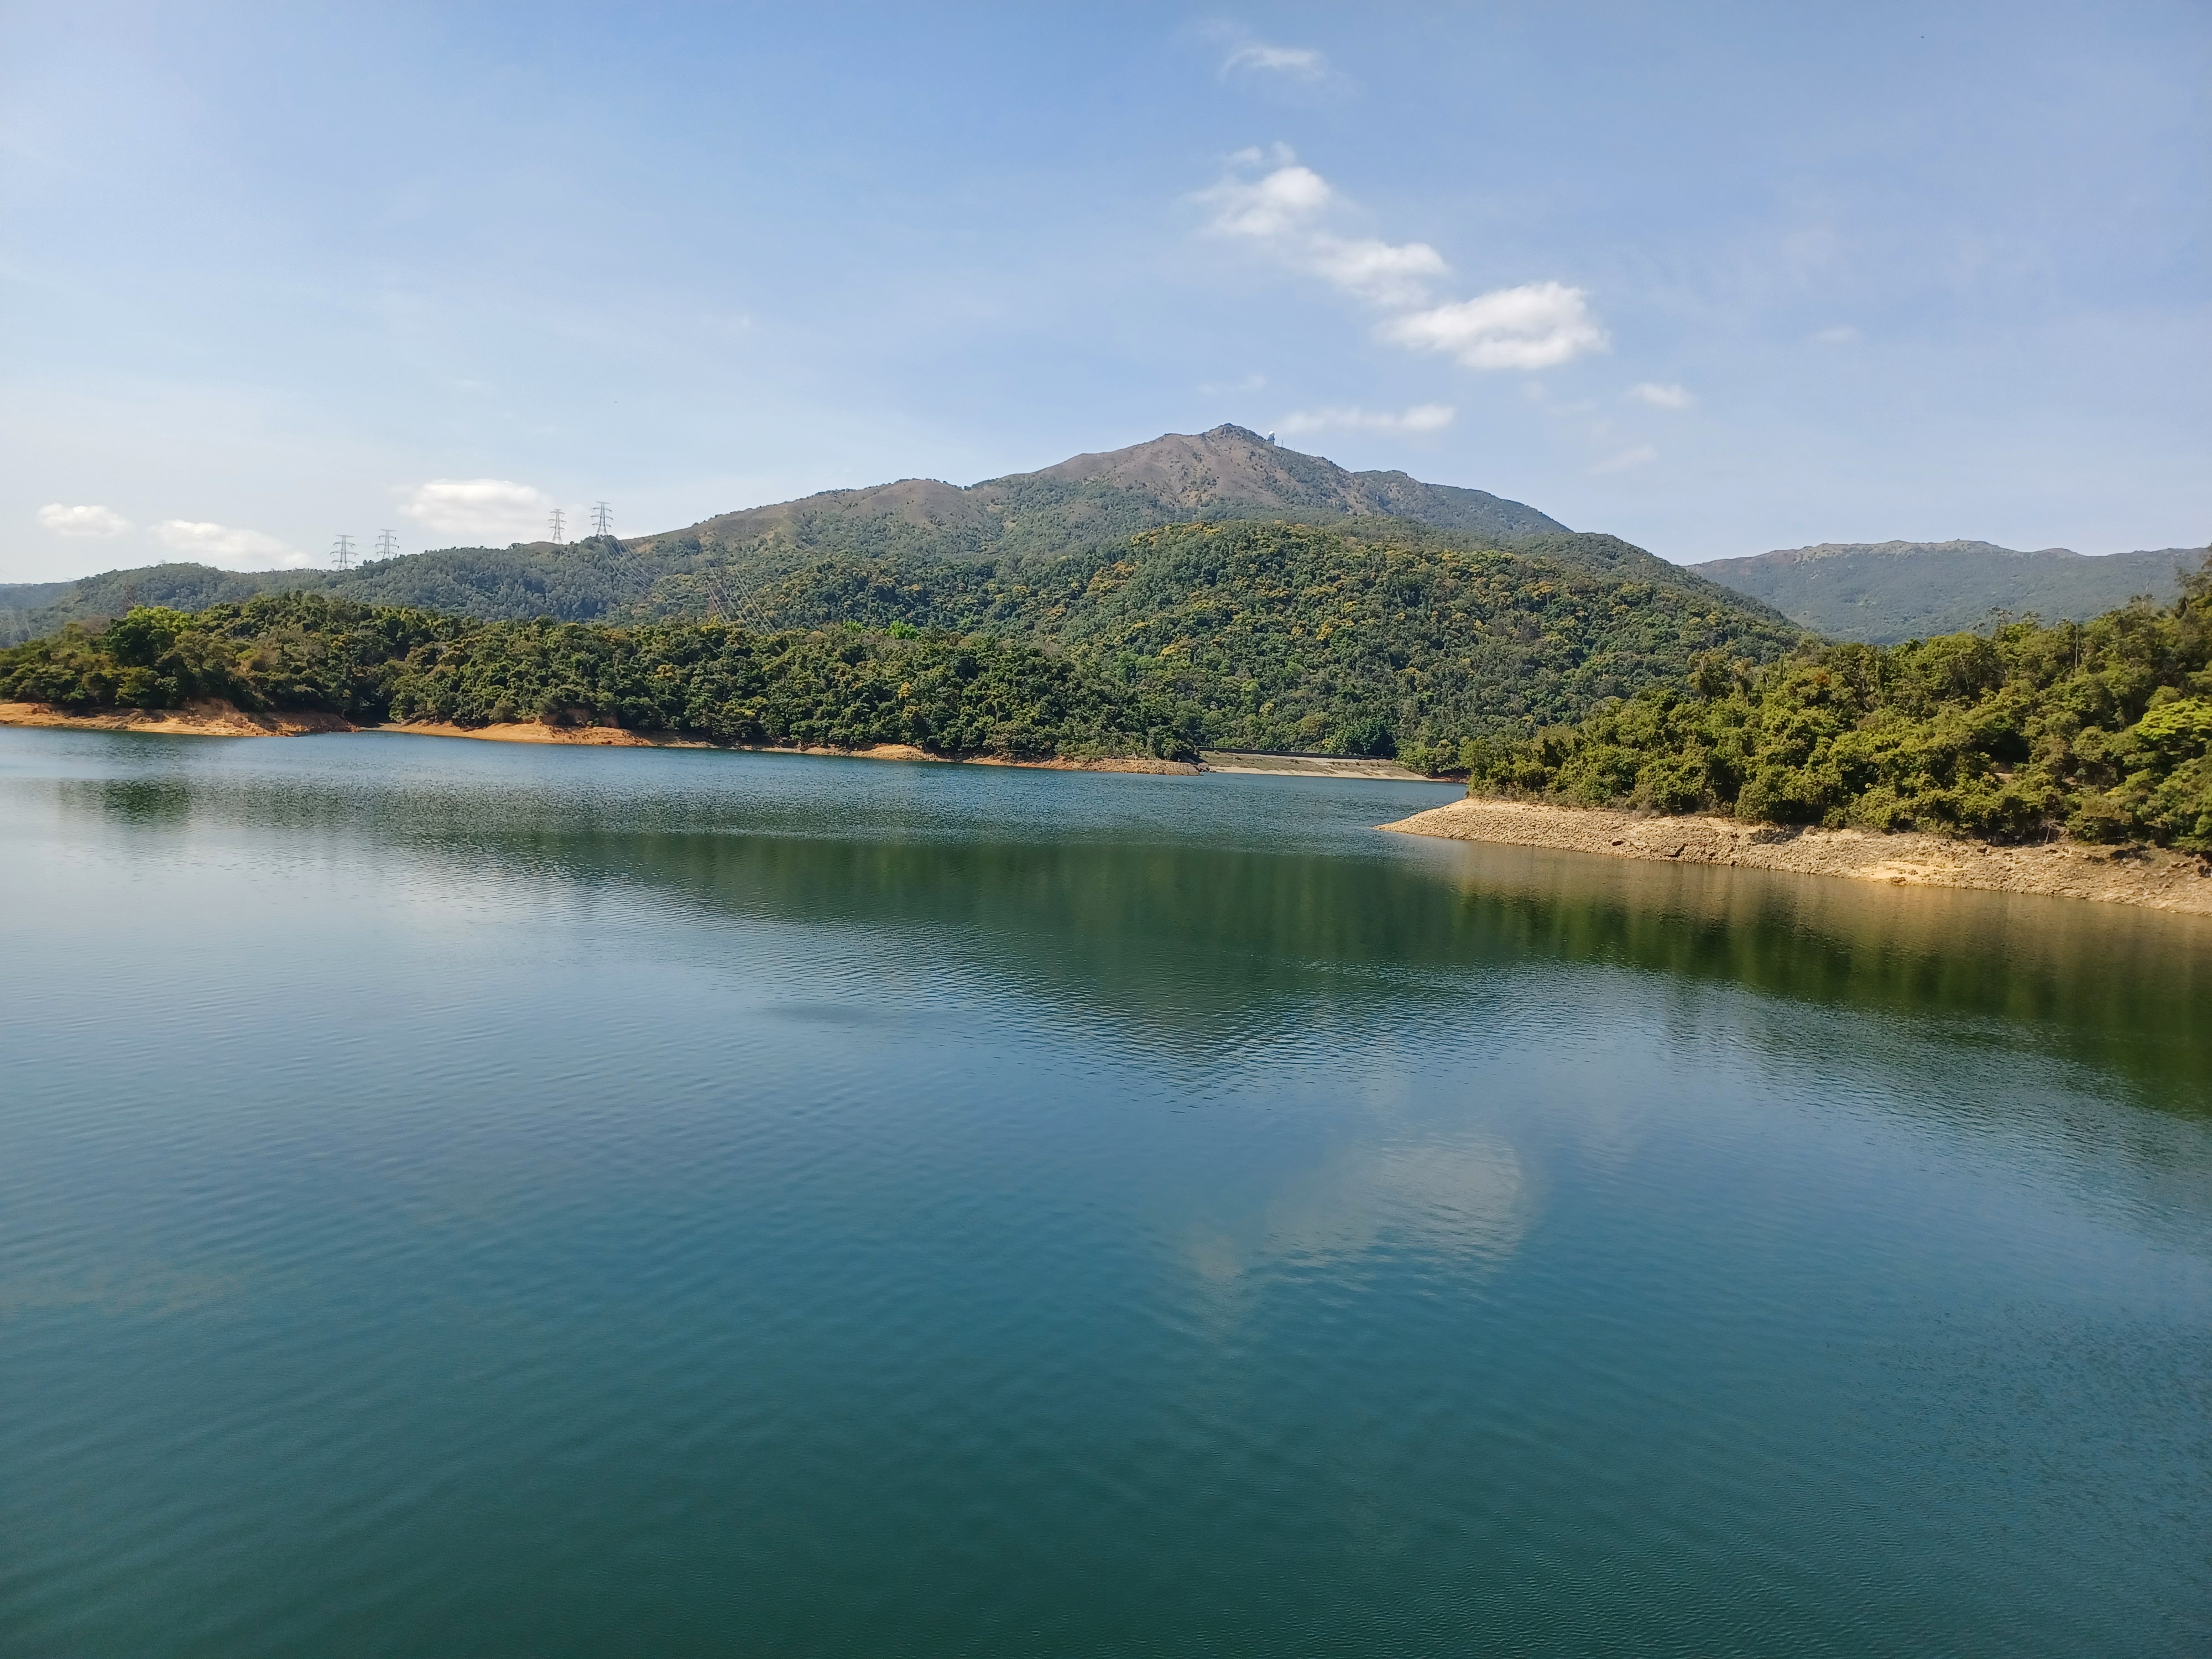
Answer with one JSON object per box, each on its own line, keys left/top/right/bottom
{"left": 3, "top": 1, "right": 2205, "bottom": 579}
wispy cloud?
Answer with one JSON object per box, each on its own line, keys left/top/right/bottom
{"left": 1590, "top": 444, "right": 1658, "bottom": 474}
{"left": 1201, "top": 21, "right": 1339, "bottom": 88}
{"left": 1196, "top": 155, "right": 1446, "bottom": 307}
{"left": 1195, "top": 154, "right": 1605, "bottom": 369}
{"left": 1627, "top": 381, "right": 1693, "bottom": 410}
{"left": 1380, "top": 281, "right": 1607, "bottom": 371}
{"left": 1811, "top": 324, "right": 1858, "bottom": 345}
{"left": 1276, "top": 404, "right": 1454, "bottom": 436}
{"left": 1308, "top": 237, "right": 1450, "bottom": 307}
{"left": 37, "top": 502, "right": 131, "bottom": 536}
{"left": 1222, "top": 41, "right": 1329, "bottom": 81}
{"left": 154, "top": 519, "right": 308, "bottom": 568}
{"left": 398, "top": 478, "right": 554, "bottom": 543}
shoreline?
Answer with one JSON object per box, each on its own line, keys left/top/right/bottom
{"left": 0, "top": 700, "right": 354, "bottom": 738}
{"left": 1198, "top": 750, "right": 1429, "bottom": 781}
{"left": 1380, "top": 796, "right": 2212, "bottom": 915}
{"left": 0, "top": 702, "right": 1201, "bottom": 773}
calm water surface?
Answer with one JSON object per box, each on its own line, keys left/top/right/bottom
{"left": 3, "top": 728, "right": 2209, "bottom": 1657}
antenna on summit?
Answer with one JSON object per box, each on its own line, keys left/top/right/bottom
{"left": 548, "top": 508, "right": 566, "bottom": 545}
{"left": 375, "top": 529, "right": 399, "bottom": 560}
{"left": 332, "top": 535, "right": 354, "bottom": 571}
{"left": 591, "top": 500, "right": 613, "bottom": 537}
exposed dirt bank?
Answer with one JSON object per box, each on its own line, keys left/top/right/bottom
{"left": 378, "top": 723, "right": 1200, "bottom": 771}
{"left": 0, "top": 700, "right": 354, "bottom": 737}
{"left": 1380, "top": 796, "right": 2212, "bottom": 916}
{"left": 0, "top": 705, "right": 1198, "bottom": 772}
{"left": 1201, "top": 750, "right": 1430, "bottom": 780}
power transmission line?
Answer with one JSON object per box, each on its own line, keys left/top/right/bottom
{"left": 591, "top": 500, "right": 613, "bottom": 536}
{"left": 549, "top": 508, "right": 566, "bottom": 545}
{"left": 332, "top": 535, "right": 355, "bottom": 571}
{"left": 375, "top": 529, "right": 399, "bottom": 559}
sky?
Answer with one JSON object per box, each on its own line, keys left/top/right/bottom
{"left": 2, "top": 1, "right": 2206, "bottom": 581}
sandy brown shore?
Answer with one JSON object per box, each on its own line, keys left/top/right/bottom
{"left": 0, "top": 700, "right": 355, "bottom": 737}
{"left": 1199, "top": 750, "right": 1428, "bottom": 781}
{"left": 0, "top": 703, "right": 1201, "bottom": 773}
{"left": 1381, "top": 796, "right": 2212, "bottom": 915}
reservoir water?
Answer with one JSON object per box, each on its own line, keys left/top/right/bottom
{"left": 2, "top": 727, "right": 2208, "bottom": 1657}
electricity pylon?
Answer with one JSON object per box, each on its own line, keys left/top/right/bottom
{"left": 332, "top": 535, "right": 354, "bottom": 570}
{"left": 549, "top": 508, "right": 566, "bottom": 545}
{"left": 375, "top": 529, "right": 399, "bottom": 559}
{"left": 591, "top": 501, "right": 613, "bottom": 536}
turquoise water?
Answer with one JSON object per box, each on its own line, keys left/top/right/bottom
{"left": 2, "top": 727, "right": 2208, "bottom": 1657}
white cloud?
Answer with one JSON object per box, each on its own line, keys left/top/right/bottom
{"left": 1276, "top": 404, "right": 1455, "bottom": 436}
{"left": 1380, "top": 281, "right": 1608, "bottom": 371}
{"left": 1198, "top": 160, "right": 1446, "bottom": 308}
{"left": 1194, "top": 158, "right": 1605, "bottom": 371}
{"left": 38, "top": 502, "right": 131, "bottom": 537}
{"left": 154, "top": 520, "right": 309, "bottom": 568}
{"left": 1199, "top": 161, "right": 1334, "bottom": 239}
{"left": 1590, "top": 444, "right": 1658, "bottom": 474}
{"left": 1223, "top": 42, "right": 1329, "bottom": 81}
{"left": 1812, "top": 324, "right": 1858, "bottom": 345}
{"left": 399, "top": 478, "right": 554, "bottom": 543}
{"left": 1308, "top": 235, "right": 1449, "bottom": 307}
{"left": 1627, "top": 381, "right": 1694, "bottom": 410}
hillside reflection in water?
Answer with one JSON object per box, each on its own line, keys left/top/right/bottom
{"left": 4, "top": 728, "right": 2208, "bottom": 1659}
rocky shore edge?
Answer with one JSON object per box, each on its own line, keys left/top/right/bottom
{"left": 1380, "top": 796, "right": 2212, "bottom": 916}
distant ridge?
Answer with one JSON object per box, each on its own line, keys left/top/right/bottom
{"left": 1693, "top": 539, "right": 2203, "bottom": 643}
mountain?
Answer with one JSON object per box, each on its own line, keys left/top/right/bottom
{"left": 635, "top": 424, "right": 1570, "bottom": 561}
{"left": 0, "top": 580, "right": 75, "bottom": 645}
{"left": 1693, "top": 540, "right": 2203, "bottom": 643}
{"left": 2, "top": 429, "right": 1806, "bottom": 752}
{"left": 680, "top": 518, "right": 1803, "bottom": 754}
{"left": 3, "top": 521, "right": 1803, "bottom": 759}
{"left": 6, "top": 426, "right": 1743, "bottom": 641}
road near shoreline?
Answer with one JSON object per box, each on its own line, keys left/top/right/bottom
{"left": 1381, "top": 795, "right": 2212, "bottom": 916}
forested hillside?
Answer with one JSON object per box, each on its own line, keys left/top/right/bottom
{"left": 0, "top": 595, "right": 1201, "bottom": 761}
{"left": 6, "top": 514, "right": 1800, "bottom": 757}
{"left": 1458, "top": 557, "right": 2212, "bottom": 849}
{"left": 6, "top": 427, "right": 1749, "bottom": 641}
{"left": 679, "top": 520, "right": 1802, "bottom": 757}
{"left": 1695, "top": 539, "right": 2200, "bottom": 642}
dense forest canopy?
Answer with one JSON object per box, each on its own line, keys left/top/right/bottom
{"left": 0, "top": 594, "right": 1203, "bottom": 761}
{"left": 1458, "top": 557, "right": 2212, "bottom": 850}
{"left": 1693, "top": 540, "right": 2199, "bottom": 643}
{"left": 2, "top": 521, "right": 1803, "bottom": 759}
{"left": 644, "top": 521, "right": 1802, "bottom": 757}
{"left": 1, "top": 431, "right": 1766, "bottom": 648}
